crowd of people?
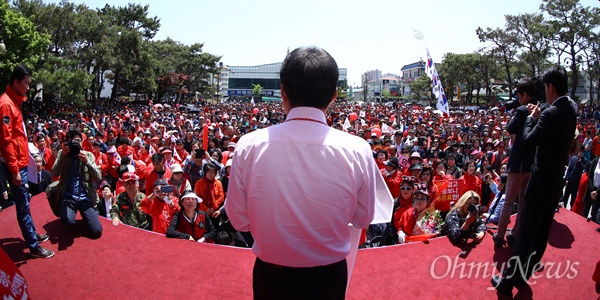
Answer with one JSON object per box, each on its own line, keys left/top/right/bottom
{"left": 2, "top": 65, "right": 599, "bottom": 252}
{"left": 2, "top": 47, "right": 599, "bottom": 297}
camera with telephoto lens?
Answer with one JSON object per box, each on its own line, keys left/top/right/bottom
{"left": 68, "top": 140, "right": 81, "bottom": 157}
{"left": 468, "top": 204, "right": 481, "bottom": 214}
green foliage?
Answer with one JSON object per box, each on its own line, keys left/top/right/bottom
{"left": 5, "top": 0, "right": 220, "bottom": 107}
{"left": 0, "top": 1, "right": 51, "bottom": 92}
{"left": 381, "top": 88, "right": 391, "bottom": 101}
{"left": 410, "top": 74, "right": 433, "bottom": 103}
{"left": 541, "top": 0, "right": 600, "bottom": 100}
{"left": 252, "top": 84, "right": 263, "bottom": 97}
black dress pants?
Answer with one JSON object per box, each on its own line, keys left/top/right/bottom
{"left": 502, "top": 172, "right": 562, "bottom": 283}
{"left": 253, "top": 257, "right": 347, "bottom": 300}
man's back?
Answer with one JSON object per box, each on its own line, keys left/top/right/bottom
{"left": 506, "top": 103, "right": 536, "bottom": 173}
{"left": 524, "top": 97, "right": 577, "bottom": 174}
{"left": 227, "top": 107, "right": 376, "bottom": 267}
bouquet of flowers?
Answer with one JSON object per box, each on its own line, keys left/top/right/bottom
{"left": 416, "top": 210, "right": 445, "bottom": 235}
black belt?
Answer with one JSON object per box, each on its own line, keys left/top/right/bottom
{"left": 257, "top": 258, "right": 346, "bottom": 270}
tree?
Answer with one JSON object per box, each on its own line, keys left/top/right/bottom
{"left": 505, "top": 13, "right": 552, "bottom": 78}
{"left": 438, "top": 53, "right": 462, "bottom": 105}
{"left": 410, "top": 74, "right": 433, "bottom": 104}
{"left": 581, "top": 31, "right": 600, "bottom": 104}
{"left": 541, "top": 0, "right": 600, "bottom": 100}
{"left": 381, "top": 88, "right": 391, "bottom": 101}
{"left": 0, "top": 1, "right": 51, "bottom": 92}
{"left": 252, "top": 84, "right": 263, "bottom": 100}
{"left": 476, "top": 25, "right": 520, "bottom": 100}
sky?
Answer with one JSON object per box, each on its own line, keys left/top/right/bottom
{"left": 46, "top": 0, "right": 599, "bottom": 86}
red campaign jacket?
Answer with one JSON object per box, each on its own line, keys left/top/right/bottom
{"left": 0, "top": 85, "right": 29, "bottom": 174}
{"left": 140, "top": 195, "right": 180, "bottom": 234}
{"left": 146, "top": 166, "right": 172, "bottom": 196}
{"left": 169, "top": 210, "right": 215, "bottom": 242}
{"left": 382, "top": 169, "right": 402, "bottom": 199}
{"left": 459, "top": 172, "right": 482, "bottom": 196}
{"left": 93, "top": 151, "right": 109, "bottom": 178}
{"left": 392, "top": 196, "right": 413, "bottom": 230}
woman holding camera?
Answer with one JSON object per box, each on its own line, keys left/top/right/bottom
{"left": 441, "top": 191, "right": 486, "bottom": 244}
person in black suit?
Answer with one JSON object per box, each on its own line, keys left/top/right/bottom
{"left": 493, "top": 78, "right": 538, "bottom": 247}
{"left": 582, "top": 156, "right": 600, "bottom": 223}
{"left": 492, "top": 66, "right": 577, "bottom": 296}
{"left": 562, "top": 146, "right": 586, "bottom": 209}
{"left": 28, "top": 154, "right": 53, "bottom": 196}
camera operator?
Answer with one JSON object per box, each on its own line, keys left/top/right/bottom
{"left": 52, "top": 129, "right": 103, "bottom": 239}
{"left": 441, "top": 191, "right": 486, "bottom": 244}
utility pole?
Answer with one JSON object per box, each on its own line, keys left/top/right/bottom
{"left": 363, "top": 72, "right": 368, "bottom": 102}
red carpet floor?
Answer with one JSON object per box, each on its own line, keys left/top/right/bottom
{"left": 0, "top": 193, "right": 598, "bottom": 299}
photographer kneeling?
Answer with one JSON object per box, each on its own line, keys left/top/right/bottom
{"left": 441, "top": 191, "right": 486, "bottom": 244}
{"left": 52, "top": 129, "right": 103, "bottom": 239}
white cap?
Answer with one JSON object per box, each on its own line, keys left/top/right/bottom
{"left": 170, "top": 164, "right": 183, "bottom": 173}
{"left": 181, "top": 191, "right": 203, "bottom": 203}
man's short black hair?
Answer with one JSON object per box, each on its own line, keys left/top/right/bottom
{"left": 151, "top": 153, "right": 164, "bottom": 163}
{"left": 10, "top": 64, "right": 33, "bottom": 84}
{"left": 67, "top": 129, "right": 83, "bottom": 141}
{"left": 516, "top": 78, "right": 536, "bottom": 98}
{"left": 542, "top": 65, "right": 568, "bottom": 96}
{"left": 280, "top": 46, "right": 339, "bottom": 109}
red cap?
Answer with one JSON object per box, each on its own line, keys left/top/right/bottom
{"left": 122, "top": 172, "right": 137, "bottom": 182}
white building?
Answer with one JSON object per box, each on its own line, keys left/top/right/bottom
{"left": 225, "top": 62, "right": 348, "bottom": 101}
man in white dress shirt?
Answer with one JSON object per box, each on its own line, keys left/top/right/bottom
{"left": 226, "top": 46, "right": 377, "bottom": 299}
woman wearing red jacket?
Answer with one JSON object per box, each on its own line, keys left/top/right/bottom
{"left": 392, "top": 176, "right": 416, "bottom": 230}
{"left": 166, "top": 191, "right": 216, "bottom": 242}
{"left": 396, "top": 182, "right": 438, "bottom": 244}
{"left": 459, "top": 160, "right": 482, "bottom": 197}
{"left": 419, "top": 165, "right": 439, "bottom": 203}
{"left": 194, "top": 162, "right": 225, "bottom": 215}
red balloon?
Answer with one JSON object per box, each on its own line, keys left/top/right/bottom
{"left": 349, "top": 112, "right": 358, "bottom": 122}
{"left": 253, "top": 108, "right": 259, "bottom": 114}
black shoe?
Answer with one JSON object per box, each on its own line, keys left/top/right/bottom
{"left": 506, "top": 234, "right": 516, "bottom": 247}
{"left": 36, "top": 233, "right": 49, "bottom": 243}
{"left": 30, "top": 246, "right": 54, "bottom": 259}
{"left": 491, "top": 275, "right": 513, "bottom": 296}
{"left": 493, "top": 233, "right": 505, "bottom": 247}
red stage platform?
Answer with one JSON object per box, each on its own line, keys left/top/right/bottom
{"left": 0, "top": 193, "right": 598, "bottom": 299}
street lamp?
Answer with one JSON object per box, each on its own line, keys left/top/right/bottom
{"left": 0, "top": 19, "right": 6, "bottom": 54}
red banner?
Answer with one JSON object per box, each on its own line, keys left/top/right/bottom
{"left": 0, "top": 248, "right": 29, "bottom": 299}
{"left": 433, "top": 179, "right": 461, "bottom": 203}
